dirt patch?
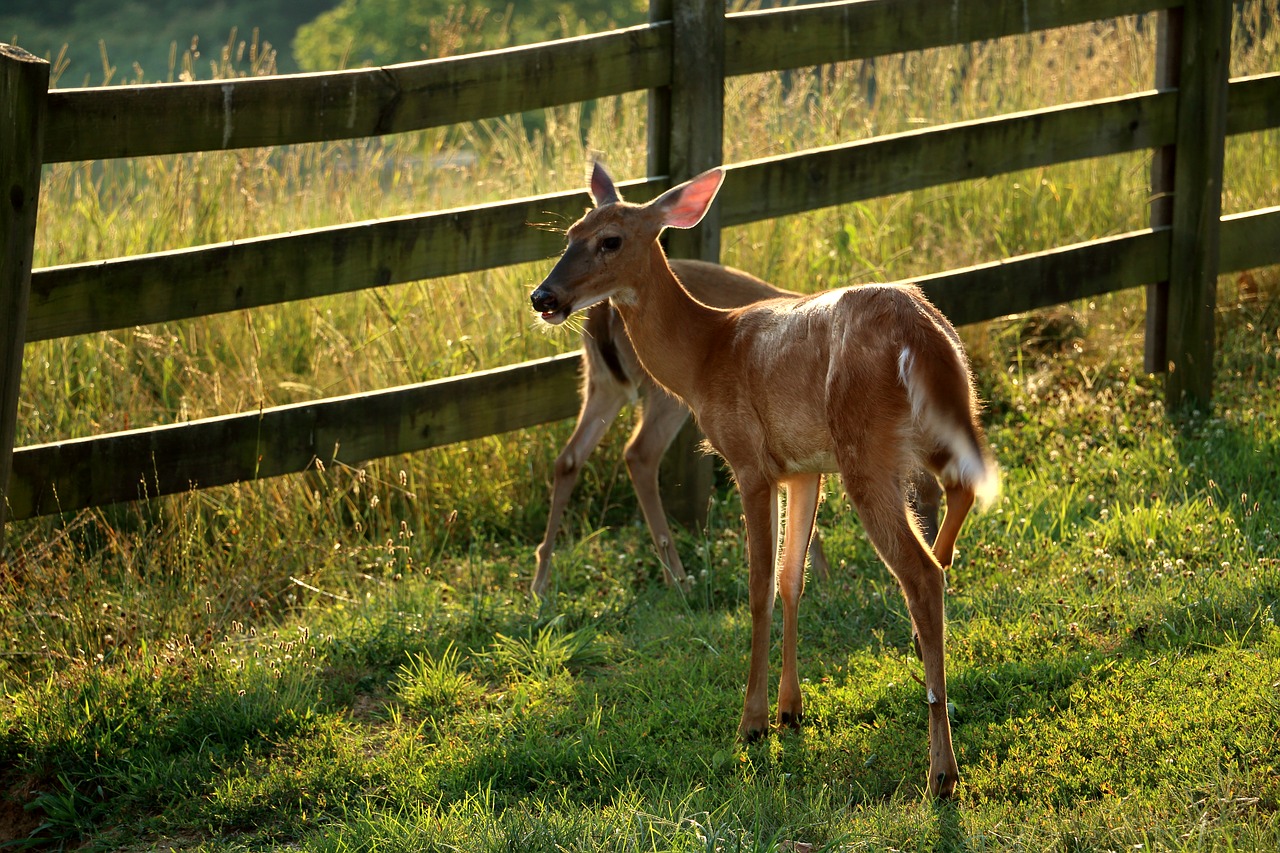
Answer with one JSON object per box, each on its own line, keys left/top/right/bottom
{"left": 0, "top": 780, "right": 42, "bottom": 844}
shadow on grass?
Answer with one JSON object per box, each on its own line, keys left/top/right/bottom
{"left": 7, "top": 504, "right": 1277, "bottom": 849}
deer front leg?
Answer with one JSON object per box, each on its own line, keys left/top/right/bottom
{"left": 737, "top": 475, "right": 779, "bottom": 741}
{"left": 777, "top": 473, "right": 821, "bottom": 730}
{"left": 623, "top": 388, "right": 691, "bottom": 587}
{"left": 532, "top": 378, "right": 630, "bottom": 598}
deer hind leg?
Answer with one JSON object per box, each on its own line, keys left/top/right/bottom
{"left": 922, "top": 449, "right": 977, "bottom": 571}
{"left": 932, "top": 483, "right": 975, "bottom": 570}
{"left": 737, "top": 474, "right": 780, "bottom": 742}
{"left": 907, "top": 468, "right": 943, "bottom": 547}
{"left": 532, "top": 375, "right": 631, "bottom": 598}
{"left": 807, "top": 525, "right": 831, "bottom": 582}
{"left": 623, "top": 387, "right": 691, "bottom": 588}
{"left": 777, "top": 473, "right": 821, "bottom": 730}
{"left": 843, "top": 463, "right": 959, "bottom": 798}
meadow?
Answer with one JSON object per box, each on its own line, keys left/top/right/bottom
{"left": 1, "top": 5, "right": 1279, "bottom": 849}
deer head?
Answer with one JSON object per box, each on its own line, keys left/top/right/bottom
{"left": 530, "top": 161, "right": 724, "bottom": 325}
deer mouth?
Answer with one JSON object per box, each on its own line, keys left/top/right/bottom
{"left": 531, "top": 288, "right": 570, "bottom": 324}
{"left": 539, "top": 308, "right": 569, "bottom": 325}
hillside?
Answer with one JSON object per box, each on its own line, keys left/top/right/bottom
{"left": 1, "top": 0, "right": 337, "bottom": 86}
{"left": 0, "top": 0, "right": 648, "bottom": 87}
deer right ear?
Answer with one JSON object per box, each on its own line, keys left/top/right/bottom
{"left": 589, "top": 161, "right": 621, "bottom": 206}
{"left": 653, "top": 168, "right": 724, "bottom": 229}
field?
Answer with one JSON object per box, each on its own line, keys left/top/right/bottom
{"left": 2, "top": 6, "right": 1280, "bottom": 850}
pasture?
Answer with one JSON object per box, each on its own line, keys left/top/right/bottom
{"left": 1, "top": 4, "right": 1279, "bottom": 849}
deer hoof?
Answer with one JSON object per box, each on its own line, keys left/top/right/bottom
{"left": 778, "top": 711, "right": 804, "bottom": 730}
{"left": 932, "top": 770, "right": 957, "bottom": 799}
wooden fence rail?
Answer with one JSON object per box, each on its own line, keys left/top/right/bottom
{"left": 2, "top": 0, "right": 1278, "bottom": 531}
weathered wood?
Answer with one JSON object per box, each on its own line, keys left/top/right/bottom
{"left": 1144, "top": 8, "right": 1182, "bottom": 374}
{"left": 1225, "top": 72, "right": 1280, "bottom": 135}
{"left": 724, "top": 0, "right": 1172, "bottom": 76}
{"left": 1163, "top": 0, "right": 1232, "bottom": 409}
{"left": 42, "top": 24, "right": 671, "bottom": 163}
{"left": 25, "top": 179, "right": 663, "bottom": 342}
{"left": 663, "top": 0, "right": 725, "bottom": 261}
{"left": 916, "top": 228, "right": 1170, "bottom": 326}
{"left": 29, "top": 76, "right": 1277, "bottom": 345}
{"left": 646, "top": 0, "right": 673, "bottom": 179}
{"left": 1218, "top": 206, "right": 1280, "bottom": 275}
{"left": 38, "top": 0, "right": 1186, "bottom": 164}
{"left": 655, "top": 0, "right": 726, "bottom": 530}
{"left": 1, "top": 45, "right": 49, "bottom": 533}
{"left": 9, "top": 0, "right": 1280, "bottom": 528}
{"left": 11, "top": 223, "right": 1189, "bottom": 521}
{"left": 7, "top": 353, "right": 583, "bottom": 521}
{"left": 718, "top": 90, "right": 1176, "bottom": 227}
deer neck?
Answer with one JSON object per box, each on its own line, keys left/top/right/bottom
{"left": 613, "top": 244, "right": 723, "bottom": 405}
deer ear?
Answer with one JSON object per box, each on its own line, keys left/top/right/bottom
{"left": 589, "top": 160, "right": 621, "bottom": 206}
{"left": 653, "top": 168, "right": 724, "bottom": 229}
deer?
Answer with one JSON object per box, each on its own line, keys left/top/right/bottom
{"left": 529, "top": 162, "right": 999, "bottom": 798}
{"left": 533, "top": 259, "right": 846, "bottom": 599}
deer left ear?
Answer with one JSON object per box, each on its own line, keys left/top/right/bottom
{"left": 653, "top": 168, "right": 724, "bottom": 229}
{"left": 589, "top": 160, "right": 621, "bottom": 206}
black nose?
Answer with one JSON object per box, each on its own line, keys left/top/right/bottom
{"left": 531, "top": 288, "right": 559, "bottom": 313}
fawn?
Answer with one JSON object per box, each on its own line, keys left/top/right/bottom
{"left": 533, "top": 259, "right": 841, "bottom": 598}
{"left": 530, "top": 163, "right": 998, "bottom": 797}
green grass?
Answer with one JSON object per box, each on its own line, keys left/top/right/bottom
{"left": 3, "top": 6, "right": 1280, "bottom": 850}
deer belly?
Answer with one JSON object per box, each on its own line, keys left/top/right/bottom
{"left": 784, "top": 449, "right": 838, "bottom": 474}
{"left": 771, "top": 422, "right": 838, "bottom": 474}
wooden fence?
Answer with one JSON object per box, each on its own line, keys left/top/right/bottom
{"left": 2, "top": 0, "right": 1278, "bottom": 533}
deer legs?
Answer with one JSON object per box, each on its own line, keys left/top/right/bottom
{"left": 533, "top": 377, "right": 697, "bottom": 598}
{"left": 622, "top": 389, "right": 693, "bottom": 589}
{"left": 931, "top": 482, "right": 975, "bottom": 571}
{"left": 533, "top": 378, "right": 630, "bottom": 598}
{"left": 777, "top": 474, "right": 822, "bottom": 728}
{"left": 737, "top": 473, "right": 821, "bottom": 740}
{"left": 738, "top": 476, "right": 779, "bottom": 740}
{"left": 845, "top": 470, "right": 961, "bottom": 799}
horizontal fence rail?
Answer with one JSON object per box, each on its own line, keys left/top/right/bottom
{"left": 9, "top": 354, "right": 583, "bottom": 519}
{"left": 45, "top": 0, "right": 1184, "bottom": 164}
{"left": 24, "top": 74, "right": 1280, "bottom": 345}
{"left": 9, "top": 204, "right": 1280, "bottom": 521}
{"left": 42, "top": 25, "right": 673, "bottom": 163}
{"left": 3, "top": 0, "right": 1278, "bottom": 526}
{"left": 723, "top": 0, "right": 1174, "bottom": 75}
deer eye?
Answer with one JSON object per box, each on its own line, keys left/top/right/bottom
{"left": 600, "top": 235, "right": 623, "bottom": 253}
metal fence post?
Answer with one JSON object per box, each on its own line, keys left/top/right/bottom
{"left": 1, "top": 45, "right": 49, "bottom": 539}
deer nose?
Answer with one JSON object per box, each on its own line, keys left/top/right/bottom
{"left": 531, "top": 288, "right": 560, "bottom": 314}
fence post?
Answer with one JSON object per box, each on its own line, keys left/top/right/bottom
{"left": 0, "top": 45, "right": 49, "bottom": 538}
{"left": 1159, "top": 0, "right": 1232, "bottom": 410}
{"left": 647, "top": 0, "right": 725, "bottom": 531}
{"left": 1142, "top": 9, "right": 1180, "bottom": 376}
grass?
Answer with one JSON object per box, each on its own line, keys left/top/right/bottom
{"left": 3, "top": 4, "right": 1280, "bottom": 850}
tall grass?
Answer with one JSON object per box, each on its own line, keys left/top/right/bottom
{"left": 8, "top": 5, "right": 1279, "bottom": 663}
{"left": 1, "top": 13, "right": 1278, "bottom": 844}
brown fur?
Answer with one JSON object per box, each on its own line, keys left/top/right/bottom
{"left": 532, "top": 259, "right": 835, "bottom": 598}
{"left": 531, "top": 165, "right": 997, "bottom": 797}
